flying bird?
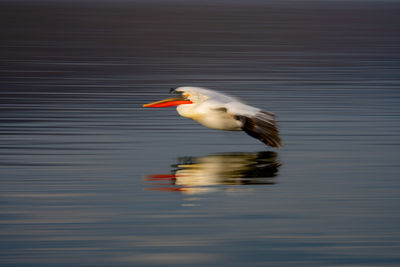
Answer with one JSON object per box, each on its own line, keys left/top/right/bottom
{"left": 143, "top": 86, "right": 282, "bottom": 148}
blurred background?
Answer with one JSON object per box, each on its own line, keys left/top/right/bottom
{"left": 1, "top": 0, "right": 400, "bottom": 266}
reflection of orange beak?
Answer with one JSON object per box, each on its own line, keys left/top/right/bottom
{"left": 143, "top": 96, "right": 192, "bottom": 108}
{"left": 143, "top": 174, "right": 186, "bottom": 192}
{"left": 143, "top": 174, "right": 176, "bottom": 181}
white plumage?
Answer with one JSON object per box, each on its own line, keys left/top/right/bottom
{"left": 143, "top": 86, "right": 282, "bottom": 148}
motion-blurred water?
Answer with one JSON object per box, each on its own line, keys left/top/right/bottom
{"left": 1, "top": 1, "right": 400, "bottom": 266}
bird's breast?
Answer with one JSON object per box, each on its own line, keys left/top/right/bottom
{"left": 193, "top": 111, "right": 242, "bottom": 131}
{"left": 203, "top": 117, "right": 242, "bottom": 131}
{"left": 177, "top": 103, "right": 242, "bottom": 131}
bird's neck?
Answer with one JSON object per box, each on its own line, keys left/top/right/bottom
{"left": 176, "top": 104, "right": 199, "bottom": 119}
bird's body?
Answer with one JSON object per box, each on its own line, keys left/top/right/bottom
{"left": 177, "top": 101, "right": 243, "bottom": 131}
{"left": 143, "top": 86, "right": 282, "bottom": 148}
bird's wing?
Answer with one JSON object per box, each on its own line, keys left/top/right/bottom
{"left": 225, "top": 102, "right": 283, "bottom": 148}
{"left": 175, "top": 86, "right": 239, "bottom": 103}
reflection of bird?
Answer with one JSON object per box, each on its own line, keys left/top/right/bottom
{"left": 144, "top": 152, "right": 281, "bottom": 194}
{"left": 143, "top": 86, "right": 282, "bottom": 147}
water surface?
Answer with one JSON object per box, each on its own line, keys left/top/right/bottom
{"left": 1, "top": 1, "right": 400, "bottom": 266}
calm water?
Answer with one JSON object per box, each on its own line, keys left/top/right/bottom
{"left": 1, "top": 1, "right": 400, "bottom": 266}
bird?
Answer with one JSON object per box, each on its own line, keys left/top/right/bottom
{"left": 143, "top": 86, "right": 282, "bottom": 148}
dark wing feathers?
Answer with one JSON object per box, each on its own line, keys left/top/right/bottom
{"left": 235, "top": 111, "right": 283, "bottom": 148}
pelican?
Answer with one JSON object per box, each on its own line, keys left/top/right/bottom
{"left": 143, "top": 86, "right": 282, "bottom": 147}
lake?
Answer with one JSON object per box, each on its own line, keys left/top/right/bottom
{"left": 1, "top": 1, "right": 400, "bottom": 266}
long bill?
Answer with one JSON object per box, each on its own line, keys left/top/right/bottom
{"left": 143, "top": 96, "right": 193, "bottom": 108}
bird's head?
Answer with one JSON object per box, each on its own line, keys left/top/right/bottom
{"left": 142, "top": 86, "right": 209, "bottom": 108}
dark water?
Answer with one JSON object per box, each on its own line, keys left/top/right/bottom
{"left": 1, "top": 1, "right": 400, "bottom": 266}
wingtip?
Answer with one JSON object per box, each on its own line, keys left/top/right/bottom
{"left": 236, "top": 111, "right": 283, "bottom": 148}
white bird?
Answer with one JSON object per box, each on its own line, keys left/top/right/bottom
{"left": 143, "top": 86, "right": 282, "bottom": 148}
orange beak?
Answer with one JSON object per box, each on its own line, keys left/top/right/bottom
{"left": 143, "top": 96, "right": 193, "bottom": 108}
